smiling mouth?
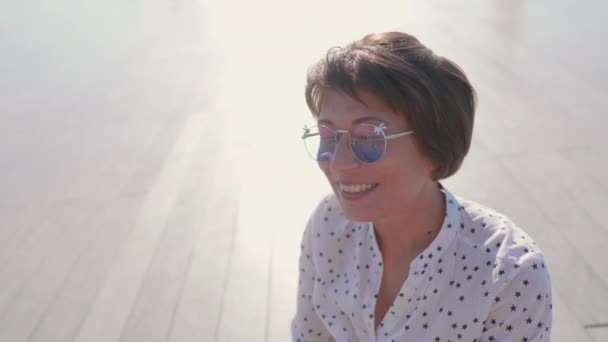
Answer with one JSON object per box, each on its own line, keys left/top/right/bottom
{"left": 338, "top": 183, "right": 379, "bottom": 193}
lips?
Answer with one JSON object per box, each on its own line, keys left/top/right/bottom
{"left": 339, "top": 183, "right": 378, "bottom": 193}
{"left": 335, "top": 181, "right": 380, "bottom": 202}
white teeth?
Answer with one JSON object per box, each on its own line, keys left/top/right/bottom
{"left": 339, "top": 183, "right": 377, "bottom": 193}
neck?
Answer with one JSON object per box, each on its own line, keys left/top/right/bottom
{"left": 373, "top": 181, "right": 446, "bottom": 262}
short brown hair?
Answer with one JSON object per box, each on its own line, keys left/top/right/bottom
{"left": 305, "top": 32, "right": 476, "bottom": 180}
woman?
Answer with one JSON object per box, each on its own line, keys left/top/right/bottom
{"left": 292, "top": 32, "right": 552, "bottom": 341}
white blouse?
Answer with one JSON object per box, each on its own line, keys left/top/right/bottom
{"left": 291, "top": 186, "right": 552, "bottom": 342}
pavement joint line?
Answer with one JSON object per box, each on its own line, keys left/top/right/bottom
{"left": 583, "top": 323, "right": 608, "bottom": 330}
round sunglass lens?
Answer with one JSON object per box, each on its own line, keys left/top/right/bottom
{"left": 351, "top": 124, "right": 386, "bottom": 163}
{"left": 304, "top": 126, "right": 335, "bottom": 161}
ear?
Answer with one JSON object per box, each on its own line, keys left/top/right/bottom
{"left": 424, "top": 156, "right": 439, "bottom": 174}
{"left": 427, "top": 162, "right": 438, "bottom": 174}
{"left": 411, "top": 139, "right": 439, "bottom": 174}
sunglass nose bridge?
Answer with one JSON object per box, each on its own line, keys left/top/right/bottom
{"left": 330, "top": 133, "right": 361, "bottom": 166}
{"left": 333, "top": 130, "right": 348, "bottom": 143}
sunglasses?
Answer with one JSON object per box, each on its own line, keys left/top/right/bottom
{"left": 301, "top": 122, "right": 414, "bottom": 164}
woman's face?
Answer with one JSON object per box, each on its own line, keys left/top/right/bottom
{"left": 317, "top": 90, "right": 436, "bottom": 222}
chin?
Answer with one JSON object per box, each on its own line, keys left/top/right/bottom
{"left": 331, "top": 184, "right": 383, "bottom": 222}
{"left": 338, "top": 201, "right": 379, "bottom": 222}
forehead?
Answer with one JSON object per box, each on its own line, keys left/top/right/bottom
{"left": 318, "top": 89, "right": 406, "bottom": 127}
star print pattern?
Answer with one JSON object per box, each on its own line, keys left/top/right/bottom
{"left": 291, "top": 186, "right": 552, "bottom": 341}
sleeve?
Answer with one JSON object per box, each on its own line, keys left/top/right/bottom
{"left": 479, "top": 255, "right": 553, "bottom": 342}
{"left": 290, "top": 218, "right": 334, "bottom": 342}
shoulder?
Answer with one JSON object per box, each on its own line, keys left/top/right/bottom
{"left": 453, "top": 194, "right": 551, "bottom": 289}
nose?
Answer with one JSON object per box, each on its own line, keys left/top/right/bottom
{"left": 329, "top": 133, "right": 360, "bottom": 171}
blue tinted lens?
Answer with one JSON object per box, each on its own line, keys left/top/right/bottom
{"left": 350, "top": 124, "right": 386, "bottom": 163}
{"left": 352, "top": 142, "right": 384, "bottom": 163}
{"left": 315, "top": 129, "right": 336, "bottom": 161}
{"left": 317, "top": 140, "right": 335, "bottom": 162}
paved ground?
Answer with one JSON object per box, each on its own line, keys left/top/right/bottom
{"left": 0, "top": 0, "right": 606, "bottom": 341}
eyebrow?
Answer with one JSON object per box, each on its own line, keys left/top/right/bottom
{"left": 318, "top": 116, "right": 385, "bottom": 126}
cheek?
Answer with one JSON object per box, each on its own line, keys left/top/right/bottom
{"left": 318, "top": 162, "right": 329, "bottom": 175}
{"left": 318, "top": 163, "right": 334, "bottom": 183}
{"left": 381, "top": 146, "right": 432, "bottom": 184}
